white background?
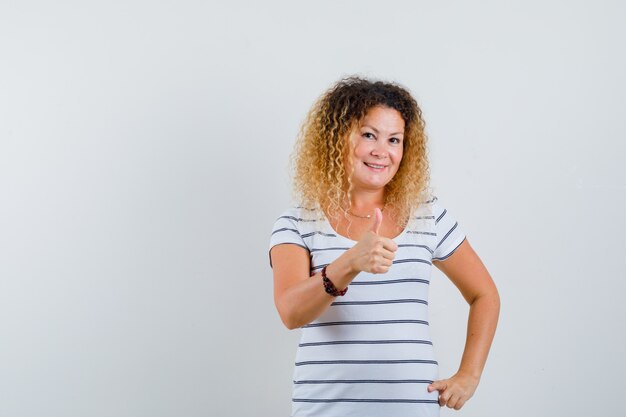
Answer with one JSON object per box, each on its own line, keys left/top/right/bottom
{"left": 1, "top": 1, "right": 625, "bottom": 416}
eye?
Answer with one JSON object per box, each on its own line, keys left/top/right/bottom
{"left": 390, "top": 137, "right": 402, "bottom": 145}
{"left": 362, "top": 132, "right": 375, "bottom": 140}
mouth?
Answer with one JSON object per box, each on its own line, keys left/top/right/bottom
{"left": 364, "top": 162, "right": 387, "bottom": 171}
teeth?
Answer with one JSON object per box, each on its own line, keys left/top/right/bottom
{"left": 365, "top": 163, "right": 385, "bottom": 169}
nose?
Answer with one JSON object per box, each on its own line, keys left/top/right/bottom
{"left": 371, "top": 143, "right": 388, "bottom": 159}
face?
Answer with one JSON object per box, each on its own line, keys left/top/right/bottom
{"left": 344, "top": 105, "right": 405, "bottom": 191}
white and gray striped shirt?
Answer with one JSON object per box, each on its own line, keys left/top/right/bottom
{"left": 269, "top": 195, "right": 466, "bottom": 417}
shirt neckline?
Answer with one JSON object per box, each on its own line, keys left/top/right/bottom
{"left": 321, "top": 212, "right": 409, "bottom": 244}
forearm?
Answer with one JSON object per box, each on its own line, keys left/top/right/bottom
{"left": 457, "top": 291, "right": 501, "bottom": 380}
{"left": 278, "top": 250, "right": 359, "bottom": 329}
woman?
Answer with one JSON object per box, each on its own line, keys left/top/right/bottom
{"left": 268, "top": 76, "right": 500, "bottom": 416}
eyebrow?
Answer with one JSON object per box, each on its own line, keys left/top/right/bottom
{"left": 362, "top": 124, "right": 404, "bottom": 136}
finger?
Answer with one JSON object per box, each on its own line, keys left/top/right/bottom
{"left": 370, "top": 208, "right": 382, "bottom": 234}
{"left": 446, "top": 393, "right": 459, "bottom": 409}
{"left": 374, "top": 255, "right": 393, "bottom": 266}
{"left": 428, "top": 380, "right": 445, "bottom": 393}
{"left": 373, "top": 260, "right": 392, "bottom": 274}
{"left": 381, "top": 237, "right": 398, "bottom": 252}
{"left": 437, "top": 384, "right": 451, "bottom": 407}
{"left": 380, "top": 247, "right": 396, "bottom": 261}
{"left": 454, "top": 399, "right": 466, "bottom": 410}
{"left": 374, "top": 265, "right": 390, "bottom": 274}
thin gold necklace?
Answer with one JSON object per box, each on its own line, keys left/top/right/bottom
{"left": 344, "top": 202, "right": 388, "bottom": 219}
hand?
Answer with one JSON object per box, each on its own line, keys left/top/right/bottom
{"left": 348, "top": 208, "right": 398, "bottom": 274}
{"left": 427, "top": 371, "right": 480, "bottom": 410}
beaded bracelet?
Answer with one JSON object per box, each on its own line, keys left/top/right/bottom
{"left": 321, "top": 265, "right": 348, "bottom": 297}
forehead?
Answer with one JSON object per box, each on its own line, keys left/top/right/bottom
{"left": 358, "top": 106, "right": 405, "bottom": 130}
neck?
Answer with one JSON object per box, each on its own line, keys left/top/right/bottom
{"left": 345, "top": 188, "right": 386, "bottom": 211}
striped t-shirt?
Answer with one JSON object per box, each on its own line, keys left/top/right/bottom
{"left": 268, "top": 195, "right": 466, "bottom": 417}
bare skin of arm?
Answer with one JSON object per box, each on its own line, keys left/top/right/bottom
{"left": 427, "top": 238, "right": 501, "bottom": 410}
{"left": 270, "top": 244, "right": 357, "bottom": 330}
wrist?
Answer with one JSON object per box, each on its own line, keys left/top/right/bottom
{"left": 341, "top": 248, "right": 359, "bottom": 275}
{"left": 325, "top": 255, "right": 359, "bottom": 290}
{"left": 321, "top": 265, "right": 347, "bottom": 296}
{"left": 456, "top": 368, "right": 481, "bottom": 382}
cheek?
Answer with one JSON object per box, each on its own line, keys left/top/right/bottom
{"left": 351, "top": 148, "right": 368, "bottom": 167}
{"left": 352, "top": 143, "right": 367, "bottom": 158}
{"left": 392, "top": 149, "right": 403, "bottom": 163}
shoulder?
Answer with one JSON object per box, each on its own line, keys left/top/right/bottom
{"left": 411, "top": 193, "right": 439, "bottom": 217}
{"left": 271, "top": 205, "right": 325, "bottom": 234}
{"left": 273, "top": 205, "right": 320, "bottom": 223}
{"left": 274, "top": 206, "right": 301, "bottom": 222}
{"left": 421, "top": 193, "right": 438, "bottom": 206}
{"left": 420, "top": 193, "right": 452, "bottom": 215}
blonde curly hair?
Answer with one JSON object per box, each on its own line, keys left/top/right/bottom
{"left": 289, "top": 76, "right": 432, "bottom": 229}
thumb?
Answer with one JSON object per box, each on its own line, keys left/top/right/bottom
{"left": 370, "top": 207, "right": 383, "bottom": 234}
{"left": 428, "top": 379, "right": 447, "bottom": 393}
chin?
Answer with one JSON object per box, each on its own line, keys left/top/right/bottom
{"left": 361, "top": 180, "right": 391, "bottom": 189}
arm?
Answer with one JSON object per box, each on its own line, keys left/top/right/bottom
{"left": 270, "top": 243, "right": 359, "bottom": 330}
{"left": 270, "top": 209, "right": 397, "bottom": 329}
{"left": 428, "top": 238, "right": 500, "bottom": 410}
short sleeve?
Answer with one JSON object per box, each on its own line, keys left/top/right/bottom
{"left": 432, "top": 197, "right": 467, "bottom": 261}
{"left": 268, "top": 209, "right": 309, "bottom": 268}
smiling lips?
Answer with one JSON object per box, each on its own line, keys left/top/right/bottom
{"left": 364, "top": 162, "right": 387, "bottom": 170}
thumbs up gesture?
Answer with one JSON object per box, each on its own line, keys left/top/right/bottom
{"left": 348, "top": 208, "right": 399, "bottom": 274}
{"left": 370, "top": 207, "right": 383, "bottom": 234}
